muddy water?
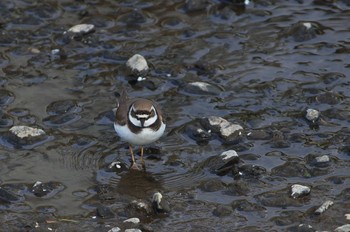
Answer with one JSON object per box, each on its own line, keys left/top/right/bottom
{"left": 1, "top": 0, "right": 350, "bottom": 231}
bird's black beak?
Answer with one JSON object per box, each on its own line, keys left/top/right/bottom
{"left": 140, "top": 118, "right": 145, "bottom": 127}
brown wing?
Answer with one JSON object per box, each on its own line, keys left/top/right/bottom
{"left": 115, "top": 88, "right": 129, "bottom": 126}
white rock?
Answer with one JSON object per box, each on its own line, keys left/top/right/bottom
{"left": 291, "top": 184, "right": 310, "bottom": 198}
{"left": 123, "top": 217, "right": 140, "bottom": 224}
{"left": 66, "top": 24, "right": 95, "bottom": 34}
{"left": 152, "top": 192, "right": 162, "bottom": 205}
{"left": 126, "top": 54, "right": 149, "bottom": 73}
{"left": 188, "top": 82, "right": 212, "bottom": 92}
{"left": 125, "top": 229, "right": 142, "bottom": 232}
{"left": 315, "top": 155, "right": 330, "bottom": 163}
{"left": 345, "top": 214, "right": 350, "bottom": 220}
{"left": 9, "top": 126, "right": 45, "bottom": 138}
{"left": 303, "top": 22, "right": 312, "bottom": 29}
{"left": 208, "top": 116, "right": 243, "bottom": 138}
{"left": 220, "top": 150, "right": 238, "bottom": 160}
{"left": 315, "top": 200, "right": 333, "bottom": 215}
{"left": 108, "top": 227, "right": 121, "bottom": 232}
{"left": 305, "top": 109, "right": 320, "bottom": 122}
{"left": 335, "top": 224, "right": 350, "bottom": 232}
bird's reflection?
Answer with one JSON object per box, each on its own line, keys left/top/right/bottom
{"left": 115, "top": 169, "right": 163, "bottom": 199}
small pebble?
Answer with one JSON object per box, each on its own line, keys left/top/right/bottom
{"left": 207, "top": 116, "right": 243, "bottom": 138}
{"left": 291, "top": 184, "right": 310, "bottom": 198}
{"left": 123, "top": 217, "right": 140, "bottom": 224}
{"left": 10, "top": 126, "right": 45, "bottom": 138}
{"left": 108, "top": 227, "right": 121, "bottom": 232}
{"left": 315, "top": 200, "right": 333, "bottom": 215}
{"left": 126, "top": 54, "right": 149, "bottom": 73}
{"left": 305, "top": 109, "right": 320, "bottom": 122}
{"left": 66, "top": 24, "right": 95, "bottom": 34}
{"left": 345, "top": 214, "right": 350, "bottom": 220}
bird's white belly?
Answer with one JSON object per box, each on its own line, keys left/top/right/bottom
{"left": 114, "top": 123, "right": 166, "bottom": 145}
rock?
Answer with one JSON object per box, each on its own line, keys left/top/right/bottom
{"left": 281, "top": 21, "right": 324, "bottom": 42}
{"left": 0, "top": 187, "right": 21, "bottom": 203}
{"left": 30, "top": 181, "right": 65, "bottom": 198}
{"left": 125, "top": 199, "right": 153, "bottom": 218}
{"left": 212, "top": 205, "right": 232, "bottom": 217}
{"left": 315, "top": 155, "right": 330, "bottom": 163}
{"left": 238, "top": 164, "right": 266, "bottom": 178}
{"left": 96, "top": 205, "right": 115, "bottom": 218}
{"left": 183, "top": 81, "right": 222, "bottom": 95}
{"left": 125, "top": 229, "right": 142, "bottom": 232}
{"left": 184, "top": 0, "right": 209, "bottom": 12}
{"left": 107, "top": 161, "right": 129, "bottom": 173}
{"left": 65, "top": 24, "right": 95, "bottom": 35}
{"left": 290, "top": 184, "right": 310, "bottom": 198}
{"left": 123, "top": 217, "right": 140, "bottom": 224}
{"left": 152, "top": 192, "right": 170, "bottom": 214}
{"left": 5, "top": 125, "right": 50, "bottom": 149}
{"left": 201, "top": 116, "right": 243, "bottom": 142}
{"left": 199, "top": 179, "right": 224, "bottom": 192}
{"left": 288, "top": 224, "right": 315, "bottom": 232}
{"left": 335, "top": 224, "right": 350, "bottom": 232}
{"left": 201, "top": 150, "right": 240, "bottom": 176}
{"left": 314, "top": 200, "right": 333, "bottom": 215}
{"left": 108, "top": 227, "right": 121, "bottom": 232}
{"left": 186, "top": 125, "right": 212, "bottom": 145}
{"left": 247, "top": 130, "right": 272, "bottom": 140}
{"left": 9, "top": 125, "right": 45, "bottom": 138}
{"left": 0, "top": 89, "right": 15, "bottom": 106}
{"left": 126, "top": 54, "right": 149, "bottom": 76}
{"left": 305, "top": 109, "right": 320, "bottom": 123}
{"left": 231, "top": 199, "right": 266, "bottom": 212}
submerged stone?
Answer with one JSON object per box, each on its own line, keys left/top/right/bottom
{"left": 212, "top": 205, "right": 232, "bottom": 217}
{"left": 96, "top": 205, "right": 115, "bottom": 218}
{"left": 183, "top": 81, "right": 222, "bottom": 95}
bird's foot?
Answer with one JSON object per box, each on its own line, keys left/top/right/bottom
{"left": 129, "top": 162, "right": 140, "bottom": 170}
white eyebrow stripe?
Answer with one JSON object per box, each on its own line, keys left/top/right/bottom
{"left": 137, "top": 114, "right": 149, "bottom": 118}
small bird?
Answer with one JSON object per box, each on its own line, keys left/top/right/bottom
{"left": 114, "top": 88, "right": 166, "bottom": 170}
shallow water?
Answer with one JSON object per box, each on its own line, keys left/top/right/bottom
{"left": 1, "top": 0, "right": 350, "bottom": 231}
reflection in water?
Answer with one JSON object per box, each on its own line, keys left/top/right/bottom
{"left": 113, "top": 169, "right": 163, "bottom": 199}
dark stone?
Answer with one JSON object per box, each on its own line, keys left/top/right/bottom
{"left": 124, "top": 199, "right": 153, "bottom": 218}
{"left": 280, "top": 21, "right": 325, "bottom": 42}
{"left": 200, "top": 150, "right": 240, "bottom": 176}
{"left": 212, "top": 205, "right": 232, "bottom": 217}
{"left": 247, "top": 130, "right": 272, "bottom": 140}
{"left": 96, "top": 205, "right": 115, "bottom": 218}
{"left": 231, "top": 199, "right": 266, "bottom": 212}
{"left": 271, "top": 161, "right": 312, "bottom": 178}
{"left": 0, "top": 187, "right": 21, "bottom": 203}
{"left": 199, "top": 179, "right": 224, "bottom": 192}
{"left": 46, "top": 99, "right": 81, "bottom": 116}
{"left": 30, "top": 181, "right": 65, "bottom": 198}
{"left": 0, "top": 89, "right": 15, "bottom": 106}
{"left": 186, "top": 125, "right": 212, "bottom": 145}
{"left": 238, "top": 164, "right": 267, "bottom": 178}
{"left": 152, "top": 192, "right": 170, "bottom": 214}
